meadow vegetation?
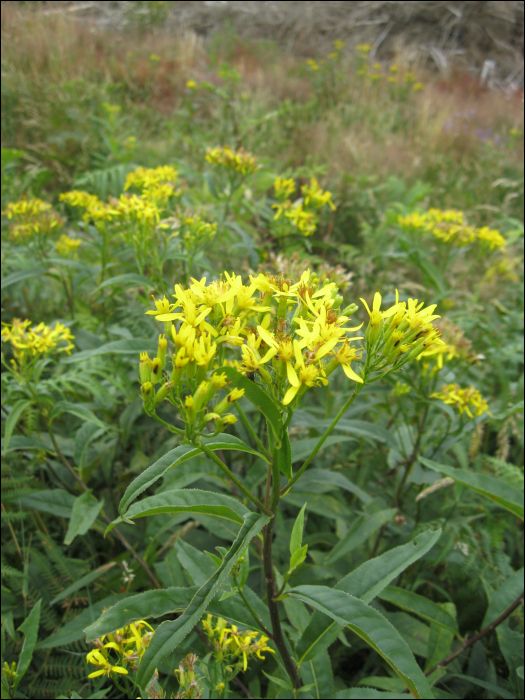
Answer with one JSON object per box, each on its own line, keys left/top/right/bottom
{"left": 1, "top": 4, "right": 524, "bottom": 699}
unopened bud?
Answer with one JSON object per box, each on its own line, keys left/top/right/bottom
{"left": 139, "top": 352, "right": 153, "bottom": 384}
{"left": 185, "top": 395, "right": 196, "bottom": 423}
{"left": 157, "top": 334, "right": 168, "bottom": 369}
{"left": 155, "top": 381, "right": 174, "bottom": 406}
{"left": 341, "top": 303, "right": 358, "bottom": 316}
{"left": 141, "top": 382, "right": 153, "bottom": 401}
{"left": 214, "top": 388, "right": 245, "bottom": 415}
{"left": 151, "top": 357, "right": 162, "bottom": 384}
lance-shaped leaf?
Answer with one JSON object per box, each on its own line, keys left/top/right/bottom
{"left": 420, "top": 458, "right": 524, "bottom": 520}
{"left": 64, "top": 491, "right": 104, "bottom": 545}
{"left": 107, "top": 489, "right": 250, "bottom": 535}
{"left": 135, "top": 511, "right": 269, "bottom": 688}
{"left": 378, "top": 587, "right": 459, "bottom": 637}
{"left": 216, "top": 366, "right": 282, "bottom": 440}
{"left": 119, "top": 434, "right": 263, "bottom": 517}
{"left": 289, "top": 586, "right": 434, "bottom": 699}
{"left": 296, "top": 528, "right": 442, "bottom": 664}
{"left": 326, "top": 509, "right": 397, "bottom": 564}
{"left": 14, "top": 600, "right": 41, "bottom": 691}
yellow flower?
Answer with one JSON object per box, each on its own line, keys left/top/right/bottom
{"left": 1, "top": 319, "right": 74, "bottom": 363}
{"left": 356, "top": 44, "right": 372, "bottom": 53}
{"left": 56, "top": 234, "right": 81, "bottom": 258}
{"left": 205, "top": 146, "right": 259, "bottom": 176}
{"left": 431, "top": 384, "right": 490, "bottom": 418}
{"left": 301, "top": 178, "right": 336, "bottom": 211}
{"left": 333, "top": 40, "right": 345, "bottom": 50}
{"left": 86, "top": 649, "right": 128, "bottom": 679}
{"left": 186, "top": 79, "right": 197, "bottom": 89}
{"left": 477, "top": 227, "right": 505, "bottom": 249}
{"left": 306, "top": 59, "right": 319, "bottom": 70}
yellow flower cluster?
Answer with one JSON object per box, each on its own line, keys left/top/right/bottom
{"left": 3, "top": 198, "right": 63, "bottom": 241}
{"left": 205, "top": 146, "right": 259, "bottom": 176}
{"left": 272, "top": 177, "right": 336, "bottom": 237}
{"left": 398, "top": 209, "right": 506, "bottom": 248}
{"left": 356, "top": 44, "right": 372, "bottom": 53}
{"left": 86, "top": 619, "right": 154, "bottom": 679}
{"left": 431, "top": 384, "right": 490, "bottom": 418}
{"left": 1, "top": 318, "right": 74, "bottom": 366}
{"left": 124, "top": 165, "right": 178, "bottom": 195}
{"left": 60, "top": 166, "right": 181, "bottom": 230}
{"left": 59, "top": 190, "right": 118, "bottom": 224}
{"left": 56, "top": 233, "right": 81, "bottom": 258}
{"left": 202, "top": 615, "right": 274, "bottom": 672}
{"left": 181, "top": 215, "right": 218, "bottom": 252}
{"left": 143, "top": 270, "right": 367, "bottom": 427}
{"left": 360, "top": 291, "right": 444, "bottom": 373}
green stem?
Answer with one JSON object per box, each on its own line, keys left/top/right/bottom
{"left": 263, "top": 452, "right": 301, "bottom": 690}
{"left": 233, "top": 574, "right": 274, "bottom": 639}
{"left": 147, "top": 409, "right": 185, "bottom": 435}
{"left": 235, "top": 403, "right": 271, "bottom": 461}
{"left": 281, "top": 383, "right": 363, "bottom": 496}
{"left": 197, "top": 439, "right": 273, "bottom": 517}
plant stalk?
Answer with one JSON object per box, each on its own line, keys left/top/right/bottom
{"left": 263, "top": 450, "right": 301, "bottom": 690}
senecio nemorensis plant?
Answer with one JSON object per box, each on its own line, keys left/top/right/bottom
{"left": 86, "top": 270, "right": 444, "bottom": 699}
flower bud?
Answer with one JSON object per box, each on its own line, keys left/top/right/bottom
{"left": 214, "top": 388, "right": 245, "bottom": 415}
{"left": 332, "top": 295, "right": 343, "bottom": 310}
{"left": 151, "top": 357, "right": 162, "bottom": 384}
{"left": 141, "top": 382, "right": 153, "bottom": 401}
{"left": 157, "top": 334, "right": 168, "bottom": 370}
{"left": 341, "top": 303, "right": 358, "bottom": 316}
{"left": 193, "top": 380, "right": 211, "bottom": 411}
{"left": 154, "top": 381, "right": 174, "bottom": 406}
{"left": 184, "top": 395, "right": 196, "bottom": 423}
{"left": 366, "top": 311, "right": 383, "bottom": 347}
{"left": 139, "top": 352, "right": 153, "bottom": 384}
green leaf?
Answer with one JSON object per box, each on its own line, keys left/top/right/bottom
{"left": 298, "top": 469, "right": 372, "bottom": 504}
{"left": 15, "top": 600, "right": 41, "bottom": 690}
{"left": 295, "top": 529, "right": 442, "bottom": 665}
{"left": 84, "top": 588, "right": 195, "bottom": 642}
{"left": 175, "top": 539, "right": 216, "bottom": 586}
{"left": 217, "top": 366, "right": 282, "bottom": 439}
{"left": 326, "top": 509, "right": 397, "bottom": 564}
{"left": 420, "top": 458, "right": 524, "bottom": 520}
{"left": 290, "top": 545, "right": 309, "bottom": 571}
{"left": 301, "top": 649, "right": 334, "bottom": 699}
{"left": 136, "top": 511, "right": 269, "bottom": 688}
{"left": 425, "top": 619, "right": 454, "bottom": 671}
{"left": 340, "top": 528, "right": 443, "bottom": 603}
{"left": 1, "top": 435, "right": 53, "bottom": 453}
{"left": 291, "top": 436, "right": 355, "bottom": 463}
{"left": 119, "top": 434, "right": 262, "bottom": 517}
{"left": 289, "top": 586, "right": 434, "bottom": 699}
{"left": 64, "top": 491, "right": 104, "bottom": 545}
{"left": 50, "top": 563, "right": 117, "bottom": 605}
{"left": 61, "top": 339, "right": 157, "bottom": 364}
{"left": 96, "top": 273, "right": 154, "bottom": 291}
{"left": 318, "top": 419, "right": 395, "bottom": 447}
{"left": 447, "top": 673, "right": 515, "bottom": 699}
{"left": 3, "top": 400, "right": 32, "bottom": 455}
{"left": 1, "top": 267, "right": 46, "bottom": 290}
{"left": 20, "top": 489, "right": 76, "bottom": 518}
{"left": 378, "top": 587, "right": 459, "bottom": 637}
{"left": 38, "top": 594, "right": 129, "bottom": 648}
{"left": 84, "top": 584, "right": 270, "bottom": 642}
{"left": 290, "top": 504, "right": 307, "bottom": 554}
{"left": 74, "top": 423, "right": 104, "bottom": 468}
{"left": 482, "top": 568, "right": 524, "bottom": 628}
{"left": 108, "top": 488, "right": 250, "bottom": 535}
{"left": 51, "top": 401, "right": 108, "bottom": 432}
{"left": 335, "top": 690, "right": 408, "bottom": 699}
